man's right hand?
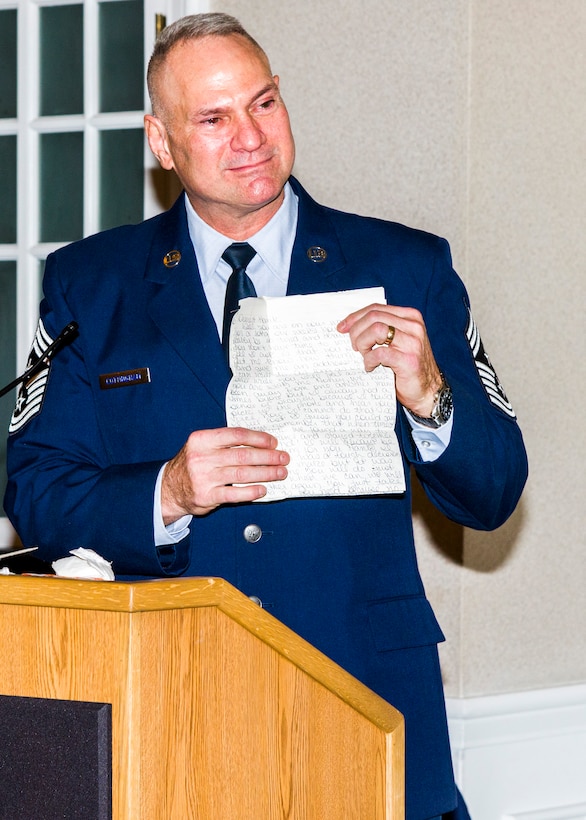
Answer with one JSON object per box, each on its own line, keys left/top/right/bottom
{"left": 161, "top": 427, "right": 290, "bottom": 524}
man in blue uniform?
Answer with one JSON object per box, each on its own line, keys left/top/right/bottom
{"left": 4, "top": 13, "right": 527, "bottom": 819}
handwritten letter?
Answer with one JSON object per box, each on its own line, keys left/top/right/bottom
{"left": 226, "top": 287, "right": 406, "bottom": 500}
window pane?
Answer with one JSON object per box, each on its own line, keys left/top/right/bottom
{"left": 0, "top": 9, "right": 17, "bottom": 118}
{"left": 40, "top": 132, "right": 84, "bottom": 242}
{"left": 40, "top": 5, "right": 84, "bottom": 116}
{"left": 99, "top": 0, "right": 144, "bottom": 113}
{"left": 0, "top": 261, "right": 17, "bottom": 505}
{"left": 0, "top": 136, "right": 17, "bottom": 243}
{"left": 100, "top": 129, "right": 144, "bottom": 229}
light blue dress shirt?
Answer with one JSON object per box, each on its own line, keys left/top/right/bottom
{"left": 186, "top": 181, "right": 297, "bottom": 335}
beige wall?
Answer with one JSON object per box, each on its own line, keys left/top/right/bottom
{"left": 215, "top": 0, "right": 586, "bottom": 698}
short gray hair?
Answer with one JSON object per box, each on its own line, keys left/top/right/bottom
{"left": 147, "top": 13, "right": 268, "bottom": 118}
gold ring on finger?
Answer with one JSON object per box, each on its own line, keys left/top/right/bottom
{"left": 384, "top": 325, "right": 396, "bottom": 346}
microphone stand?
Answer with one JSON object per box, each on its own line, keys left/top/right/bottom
{"left": 0, "top": 322, "right": 79, "bottom": 399}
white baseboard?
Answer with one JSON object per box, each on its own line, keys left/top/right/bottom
{"left": 502, "top": 803, "right": 586, "bottom": 820}
{"left": 446, "top": 684, "right": 586, "bottom": 820}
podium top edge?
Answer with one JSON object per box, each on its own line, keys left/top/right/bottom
{"left": 0, "top": 574, "right": 403, "bottom": 734}
{"left": 0, "top": 574, "right": 223, "bottom": 611}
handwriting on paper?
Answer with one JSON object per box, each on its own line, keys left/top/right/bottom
{"left": 226, "top": 287, "right": 406, "bottom": 500}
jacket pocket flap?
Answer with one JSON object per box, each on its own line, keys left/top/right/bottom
{"left": 368, "top": 596, "right": 446, "bottom": 652}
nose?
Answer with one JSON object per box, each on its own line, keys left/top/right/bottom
{"left": 231, "top": 113, "right": 266, "bottom": 152}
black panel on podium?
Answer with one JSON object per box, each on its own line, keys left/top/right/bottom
{"left": 0, "top": 695, "right": 111, "bottom": 820}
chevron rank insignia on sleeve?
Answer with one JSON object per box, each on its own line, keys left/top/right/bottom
{"left": 9, "top": 319, "right": 54, "bottom": 434}
{"left": 465, "top": 310, "right": 516, "bottom": 418}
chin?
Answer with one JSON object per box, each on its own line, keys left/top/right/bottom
{"left": 243, "top": 176, "right": 287, "bottom": 207}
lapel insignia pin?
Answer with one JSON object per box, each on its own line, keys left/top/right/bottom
{"left": 163, "top": 250, "right": 181, "bottom": 268}
{"left": 307, "top": 246, "right": 327, "bottom": 263}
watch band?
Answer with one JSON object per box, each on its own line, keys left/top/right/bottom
{"left": 407, "top": 374, "right": 453, "bottom": 428}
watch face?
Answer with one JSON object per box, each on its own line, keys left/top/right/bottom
{"left": 438, "top": 387, "right": 453, "bottom": 422}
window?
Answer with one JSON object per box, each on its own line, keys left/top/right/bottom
{"left": 0, "top": 0, "right": 182, "bottom": 545}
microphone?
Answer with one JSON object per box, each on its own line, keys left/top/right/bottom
{"left": 0, "top": 321, "right": 79, "bottom": 399}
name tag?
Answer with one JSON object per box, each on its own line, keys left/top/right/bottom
{"left": 99, "top": 368, "right": 151, "bottom": 390}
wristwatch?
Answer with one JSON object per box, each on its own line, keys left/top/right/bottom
{"left": 408, "top": 374, "right": 453, "bottom": 428}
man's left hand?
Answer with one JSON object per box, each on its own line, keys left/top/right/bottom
{"left": 338, "top": 303, "right": 442, "bottom": 416}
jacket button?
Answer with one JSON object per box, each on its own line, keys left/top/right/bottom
{"left": 243, "top": 523, "right": 262, "bottom": 543}
{"left": 248, "top": 595, "right": 263, "bottom": 607}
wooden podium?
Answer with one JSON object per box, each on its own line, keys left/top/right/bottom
{"left": 0, "top": 576, "right": 404, "bottom": 819}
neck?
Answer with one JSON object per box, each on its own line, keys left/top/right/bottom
{"left": 187, "top": 191, "right": 286, "bottom": 241}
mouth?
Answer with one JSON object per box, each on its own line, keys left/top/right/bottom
{"left": 226, "top": 154, "right": 275, "bottom": 173}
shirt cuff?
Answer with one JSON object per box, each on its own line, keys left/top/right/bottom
{"left": 153, "top": 463, "right": 192, "bottom": 546}
{"left": 402, "top": 408, "right": 454, "bottom": 463}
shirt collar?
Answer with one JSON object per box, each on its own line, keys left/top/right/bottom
{"left": 184, "top": 181, "right": 299, "bottom": 285}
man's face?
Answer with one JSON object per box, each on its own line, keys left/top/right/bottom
{"left": 145, "top": 35, "right": 296, "bottom": 236}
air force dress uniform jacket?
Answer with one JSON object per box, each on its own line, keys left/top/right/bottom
{"left": 5, "top": 176, "right": 528, "bottom": 819}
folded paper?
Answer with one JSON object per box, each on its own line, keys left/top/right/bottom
{"left": 226, "top": 287, "right": 406, "bottom": 501}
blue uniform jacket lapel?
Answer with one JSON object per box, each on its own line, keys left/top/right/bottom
{"left": 287, "top": 176, "right": 349, "bottom": 296}
{"left": 144, "top": 194, "right": 230, "bottom": 410}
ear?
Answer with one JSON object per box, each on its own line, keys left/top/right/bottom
{"left": 144, "top": 114, "right": 175, "bottom": 171}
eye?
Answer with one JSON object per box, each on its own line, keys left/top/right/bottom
{"left": 256, "top": 97, "right": 276, "bottom": 113}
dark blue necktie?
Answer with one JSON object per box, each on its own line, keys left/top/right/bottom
{"left": 221, "top": 242, "right": 257, "bottom": 358}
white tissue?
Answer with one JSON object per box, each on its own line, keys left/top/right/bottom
{"left": 52, "top": 548, "right": 115, "bottom": 581}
